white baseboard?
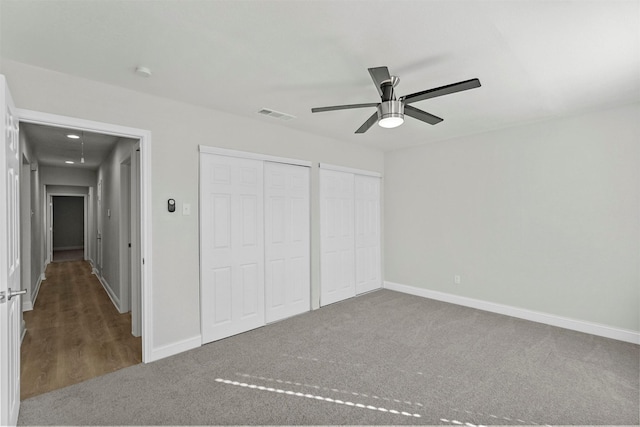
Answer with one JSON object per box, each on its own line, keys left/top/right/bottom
{"left": 147, "top": 335, "right": 201, "bottom": 363}
{"left": 33, "top": 272, "right": 44, "bottom": 303}
{"left": 23, "top": 272, "right": 46, "bottom": 312}
{"left": 384, "top": 281, "right": 640, "bottom": 345}
{"left": 93, "top": 272, "right": 122, "bottom": 313}
{"left": 21, "top": 320, "right": 26, "bottom": 343}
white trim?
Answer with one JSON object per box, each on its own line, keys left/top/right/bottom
{"left": 199, "top": 145, "right": 312, "bottom": 167}
{"left": 26, "top": 272, "right": 45, "bottom": 312}
{"left": 17, "top": 109, "right": 149, "bottom": 139}
{"left": 22, "top": 273, "right": 45, "bottom": 311}
{"left": 93, "top": 271, "right": 123, "bottom": 313}
{"left": 147, "top": 335, "right": 201, "bottom": 363}
{"left": 319, "top": 163, "right": 382, "bottom": 178}
{"left": 47, "top": 193, "right": 87, "bottom": 259}
{"left": 17, "top": 109, "right": 153, "bottom": 363}
{"left": 384, "top": 281, "right": 640, "bottom": 345}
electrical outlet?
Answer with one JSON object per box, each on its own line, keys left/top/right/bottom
{"left": 454, "top": 275, "right": 461, "bottom": 285}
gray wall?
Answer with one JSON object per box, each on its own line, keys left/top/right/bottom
{"left": 384, "top": 103, "right": 640, "bottom": 332}
{"left": 1, "top": 60, "right": 385, "bottom": 355}
{"left": 52, "top": 196, "right": 84, "bottom": 250}
{"left": 40, "top": 165, "right": 96, "bottom": 187}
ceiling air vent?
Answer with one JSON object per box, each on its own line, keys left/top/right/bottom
{"left": 257, "top": 108, "right": 296, "bottom": 121}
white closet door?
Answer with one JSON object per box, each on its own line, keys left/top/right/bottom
{"left": 355, "top": 175, "right": 381, "bottom": 294}
{"left": 264, "top": 162, "right": 310, "bottom": 323}
{"left": 320, "top": 169, "right": 355, "bottom": 306}
{"left": 201, "top": 154, "right": 264, "bottom": 344}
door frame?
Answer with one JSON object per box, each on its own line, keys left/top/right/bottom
{"left": 119, "top": 158, "right": 131, "bottom": 314}
{"left": 17, "top": 109, "right": 153, "bottom": 363}
{"left": 130, "top": 143, "right": 142, "bottom": 337}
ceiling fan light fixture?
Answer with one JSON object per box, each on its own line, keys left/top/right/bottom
{"left": 377, "top": 100, "right": 404, "bottom": 129}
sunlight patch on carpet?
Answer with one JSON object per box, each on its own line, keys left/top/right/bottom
{"left": 215, "top": 378, "right": 422, "bottom": 418}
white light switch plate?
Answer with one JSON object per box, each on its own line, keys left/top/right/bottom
{"left": 182, "top": 203, "right": 191, "bottom": 215}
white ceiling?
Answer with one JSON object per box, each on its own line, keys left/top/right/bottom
{"left": 1, "top": 0, "right": 639, "bottom": 151}
{"left": 21, "top": 123, "right": 124, "bottom": 169}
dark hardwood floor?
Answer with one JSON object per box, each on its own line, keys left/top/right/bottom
{"left": 21, "top": 260, "right": 142, "bottom": 400}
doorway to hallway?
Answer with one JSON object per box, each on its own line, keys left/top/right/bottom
{"left": 18, "top": 118, "right": 147, "bottom": 399}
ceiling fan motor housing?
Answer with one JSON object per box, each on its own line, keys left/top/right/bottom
{"left": 380, "top": 81, "right": 397, "bottom": 101}
{"left": 378, "top": 100, "right": 404, "bottom": 122}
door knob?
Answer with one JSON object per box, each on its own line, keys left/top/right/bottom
{"left": 0, "top": 288, "right": 27, "bottom": 302}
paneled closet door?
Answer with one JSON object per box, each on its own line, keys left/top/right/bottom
{"left": 200, "top": 154, "right": 264, "bottom": 344}
{"left": 320, "top": 169, "right": 356, "bottom": 306}
{"left": 355, "top": 175, "right": 381, "bottom": 295}
{"left": 264, "top": 162, "right": 310, "bottom": 323}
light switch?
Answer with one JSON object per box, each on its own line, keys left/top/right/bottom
{"left": 182, "top": 203, "right": 191, "bottom": 216}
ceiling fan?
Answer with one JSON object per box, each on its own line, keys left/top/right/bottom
{"left": 311, "top": 66, "right": 481, "bottom": 133}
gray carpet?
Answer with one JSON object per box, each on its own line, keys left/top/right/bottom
{"left": 18, "top": 289, "right": 639, "bottom": 426}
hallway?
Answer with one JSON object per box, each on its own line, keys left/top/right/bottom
{"left": 20, "top": 260, "right": 142, "bottom": 399}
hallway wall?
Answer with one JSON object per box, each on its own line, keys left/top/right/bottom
{"left": 96, "top": 138, "right": 136, "bottom": 312}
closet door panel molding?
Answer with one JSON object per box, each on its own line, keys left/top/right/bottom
{"left": 355, "top": 174, "right": 381, "bottom": 295}
{"left": 320, "top": 168, "right": 356, "bottom": 306}
{"left": 200, "top": 154, "right": 265, "bottom": 344}
{"left": 320, "top": 164, "right": 382, "bottom": 307}
{"left": 265, "top": 162, "right": 310, "bottom": 323}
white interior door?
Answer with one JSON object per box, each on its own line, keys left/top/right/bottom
{"left": 201, "top": 154, "right": 264, "bottom": 344}
{"left": 0, "top": 75, "right": 22, "bottom": 426}
{"left": 355, "top": 175, "right": 381, "bottom": 295}
{"left": 320, "top": 169, "right": 355, "bottom": 306}
{"left": 264, "top": 162, "right": 310, "bottom": 323}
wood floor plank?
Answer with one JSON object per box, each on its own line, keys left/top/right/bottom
{"left": 21, "top": 260, "right": 142, "bottom": 400}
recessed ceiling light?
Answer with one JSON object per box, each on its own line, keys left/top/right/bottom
{"left": 65, "top": 160, "right": 75, "bottom": 164}
{"left": 67, "top": 134, "right": 80, "bottom": 139}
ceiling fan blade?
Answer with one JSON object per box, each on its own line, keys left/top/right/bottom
{"left": 355, "top": 112, "right": 379, "bottom": 134}
{"left": 368, "top": 66, "right": 391, "bottom": 97}
{"left": 403, "top": 78, "right": 481, "bottom": 105}
{"left": 404, "top": 105, "right": 443, "bottom": 125}
{"left": 311, "top": 103, "right": 379, "bottom": 113}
